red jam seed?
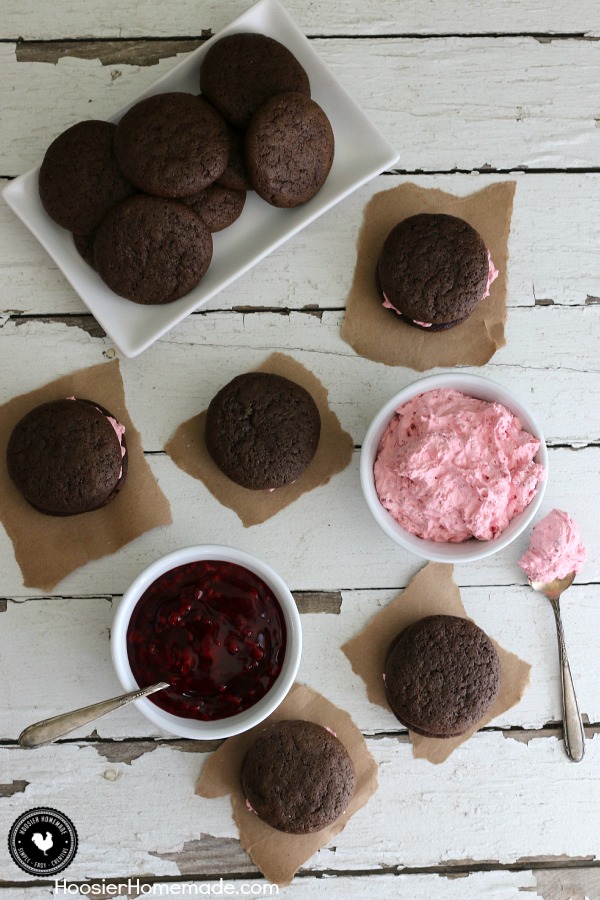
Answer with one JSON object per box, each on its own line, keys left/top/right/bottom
{"left": 126, "top": 559, "right": 287, "bottom": 720}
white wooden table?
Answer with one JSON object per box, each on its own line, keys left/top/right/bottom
{"left": 1, "top": 1, "right": 600, "bottom": 897}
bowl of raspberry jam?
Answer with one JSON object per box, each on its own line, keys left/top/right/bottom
{"left": 112, "top": 546, "right": 302, "bottom": 738}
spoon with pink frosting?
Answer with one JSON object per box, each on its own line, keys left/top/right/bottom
{"left": 519, "top": 509, "right": 587, "bottom": 762}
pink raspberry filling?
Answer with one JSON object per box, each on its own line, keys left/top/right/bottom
{"left": 374, "top": 388, "right": 546, "bottom": 543}
{"left": 519, "top": 509, "right": 587, "bottom": 583}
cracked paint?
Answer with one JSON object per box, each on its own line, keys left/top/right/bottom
{"left": 94, "top": 741, "right": 159, "bottom": 765}
{"left": 0, "top": 779, "right": 29, "bottom": 797}
{"left": 16, "top": 39, "right": 206, "bottom": 67}
{"left": 14, "top": 315, "right": 106, "bottom": 338}
{"left": 148, "top": 836, "right": 248, "bottom": 875}
{"left": 520, "top": 862, "right": 600, "bottom": 900}
{"left": 293, "top": 591, "right": 343, "bottom": 614}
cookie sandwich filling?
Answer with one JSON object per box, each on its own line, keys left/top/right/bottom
{"left": 374, "top": 388, "right": 546, "bottom": 542}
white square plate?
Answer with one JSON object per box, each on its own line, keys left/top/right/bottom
{"left": 3, "top": 0, "right": 399, "bottom": 357}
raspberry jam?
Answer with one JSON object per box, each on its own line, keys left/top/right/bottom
{"left": 126, "top": 559, "right": 287, "bottom": 720}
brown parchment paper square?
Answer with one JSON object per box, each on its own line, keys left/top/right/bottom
{"left": 340, "top": 181, "right": 516, "bottom": 369}
{"left": 165, "top": 352, "right": 354, "bottom": 527}
{"left": 342, "top": 562, "right": 530, "bottom": 764}
{"left": 0, "top": 359, "right": 172, "bottom": 592}
{"left": 196, "top": 682, "right": 378, "bottom": 886}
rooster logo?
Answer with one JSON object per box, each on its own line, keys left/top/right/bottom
{"left": 9, "top": 807, "right": 77, "bottom": 877}
{"left": 30, "top": 832, "right": 53, "bottom": 855}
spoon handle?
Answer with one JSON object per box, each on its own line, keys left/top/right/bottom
{"left": 18, "top": 682, "right": 170, "bottom": 749}
{"left": 550, "top": 598, "right": 585, "bottom": 762}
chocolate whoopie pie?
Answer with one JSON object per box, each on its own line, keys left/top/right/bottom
{"left": 377, "top": 213, "right": 495, "bottom": 331}
{"left": 245, "top": 92, "right": 335, "bottom": 208}
{"left": 205, "top": 372, "right": 321, "bottom": 490}
{"left": 7, "top": 398, "right": 127, "bottom": 516}
{"left": 384, "top": 615, "right": 501, "bottom": 738}
{"left": 200, "top": 33, "right": 311, "bottom": 130}
{"left": 242, "top": 720, "right": 355, "bottom": 834}
{"left": 181, "top": 183, "right": 246, "bottom": 232}
{"left": 114, "top": 93, "right": 229, "bottom": 198}
{"left": 38, "top": 120, "right": 135, "bottom": 235}
{"left": 93, "top": 195, "right": 213, "bottom": 305}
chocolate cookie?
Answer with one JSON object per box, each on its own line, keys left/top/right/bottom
{"left": 377, "top": 214, "right": 492, "bottom": 330}
{"left": 245, "top": 92, "right": 334, "bottom": 208}
{"left": 114, "top": 93, "right": 229, "bottom": 198}
{"left": 205, "top": 371, "right": 321, "bottom": 490}
{"left": 93, "top": 195, "right": 213, "bottom": 305}
{"left": 73, "top": 232, "right": 97, "bottom": 269}
{"left": 38, "top": 120, "right": 135, "bottom": 234}
{"left": 217, "top": 126, "right": 253, "bottom": 191}
{"left": 181, "top": 183, "right": 246, "bottom": 232}
{"left": 242, "top": 720, "right": 355, "bottom": 834}
{"left": 200, "top": 33, "right": 311, "bottom": 130}
{"left": 7, "top": 398, "right": 127, "bottom": 516}
{"left": 384, "top": 615, "right": 501, "bottom": 738}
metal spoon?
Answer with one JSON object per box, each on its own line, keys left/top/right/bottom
{"left": 18, "top": 682, "right": 170, "bottom": 749}
{"left": 530, "top": 572, "right": 585, "bottom": 762}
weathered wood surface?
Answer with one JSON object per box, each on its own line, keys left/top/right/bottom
{"left": 3, "top": 38, "right": 600, "bottom": 174}
{"left": 1, "top": 586, "right": 598, "bottom": 740}
{"left": 4, "top": 0, "right": 600, "bottom": 40}
{"left": 0, "top": 306, "right": 597, "bottom": 596}
{"left": 0, "top": 446, "right": 597, "bottom": 597}
{"left": 2, "top": 733, "right": 600, "bottom": 883}
{"left": 3, "top": 174, "right": 600, "bottom": 316}
{"left": 1, "top": 0, "right": 599, "bottom": 894}
{"left": 1, "top": 308, "right": 599, "bottom": 447}
{"left": 5, "top": 868, "right": 600, "bottom": 899}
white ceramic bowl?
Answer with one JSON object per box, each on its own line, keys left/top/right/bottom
{"left": 360, "top": 373, "right": 548, "bottom": 563}
{"left": 112, "top": 545, "right": 302, "bottom": 739}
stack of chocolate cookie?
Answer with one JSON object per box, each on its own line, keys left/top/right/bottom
{"left": 38, "top": 95, "right": 234, "bottom": 305}
{"left": 37, "top": 32, "right": 334, "bottom": 306}
{"left": 200, "top": 33, "right": 334, "bottom": 209}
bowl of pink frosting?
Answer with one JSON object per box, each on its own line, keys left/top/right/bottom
{"left": 361, "top": 373, "right": 548, "bottom": 562}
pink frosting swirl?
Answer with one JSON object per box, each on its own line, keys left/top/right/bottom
{"left": 374, "top": 388, "right": 545, "bottom": 543}
{"left": 519, "top": 509, "right": 586, "bottom": 583}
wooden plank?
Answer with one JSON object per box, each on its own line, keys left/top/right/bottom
{"left": 3, "top": 173, "right": 600, "bottom": 315}
{"left": 3, "top": 38, "right": 600, "bottom": 173}
{"left": 5, "top": 868, "right": 600, "bottom": 899}
{"left": 0, "top": 305, "right": 598, "bottom": 447}
{"left": 4, "top": 0, "right": 600, "bottom": 40}
{"left": 1, "top": 733, "right": 599, "bottom": 881}
{"left": 0, "top": 444, "right": 597, "bottom": 596}
{"left": 15, "top": 40, "right": 205, "bottom": 68}
{"left": 0, "top": 446, "right": 597, "bottom": 598}
{"left": 1, "top": 583, "right": 597, "bottom": 739}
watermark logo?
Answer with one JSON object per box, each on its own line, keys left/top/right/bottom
{"left": 52, "top": 880, "right": 279, "bottom": 896}
{"left": 8, "top": 807, "right": 78, "bottom": 876}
